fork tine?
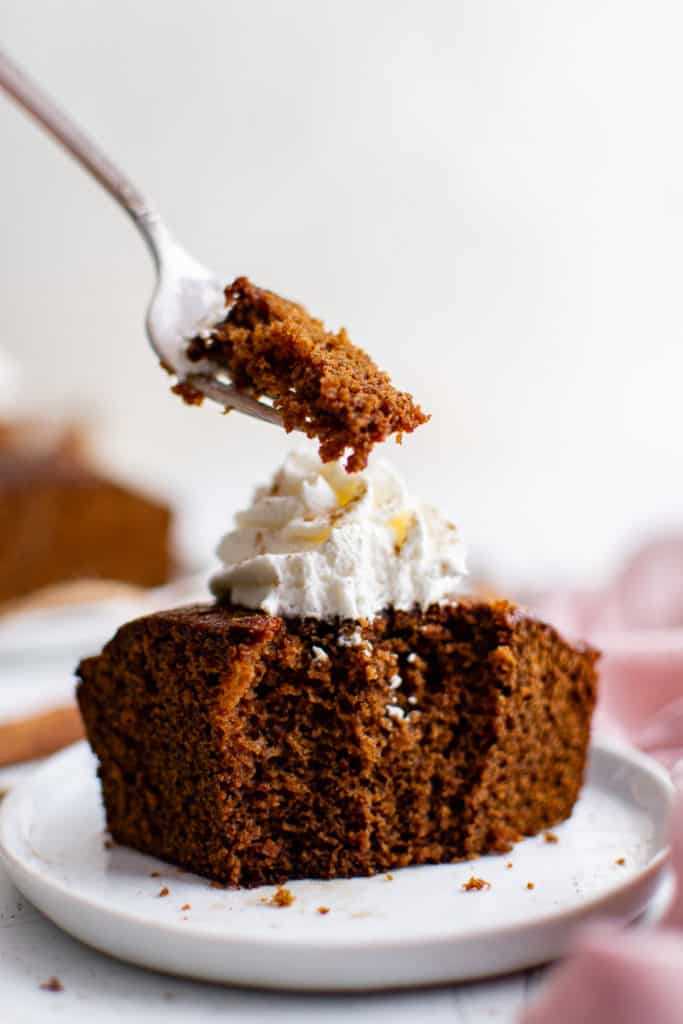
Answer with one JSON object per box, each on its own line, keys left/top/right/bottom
{"left": 184, "top": 373, "right": 285, "bottom": 428}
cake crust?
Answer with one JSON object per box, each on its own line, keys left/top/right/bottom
{"left": 178, "top": 277, "right": 428, "bottom": 472}
{"left": 77, "top": 600, "right": 598, "bottom": 887}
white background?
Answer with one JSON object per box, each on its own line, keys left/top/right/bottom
{"left": 2, "top": 0, "right": 682, "bottom": 585}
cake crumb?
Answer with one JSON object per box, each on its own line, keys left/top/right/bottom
{"left": 262, "top": 886, "right": 295, "bottom": 907}
{"left": 210, "top": 880, "right": 228, "bottom": 890}
{"left": 506, "top": 862, "right": 513, "bottom": 869}
{"left": 526, "top": 882, "right": 535, "bottom": 890}
{"left": 462, "top": 876, "right": 491, "bottom": 891}
{"left": 386, "top": 873, "right": 394, "bottom": 881}
{"left": 40, "top": 977, "right": 63, "bottom": 992}
{"left": 317, "top": 906, "right": 330, "bottom": 915}
{"left": 181, "top": 903, "right": 191, "bottom": 910}
{"left": 150, "top": 871, "right": 161, "bottom": 878}
{"left": 103, "top": 838, "right": 114, "bottom": 850}
{"left": 544, "top": 832, "right": 558, "bottom": 844}
{"left": 158, "top": 886, "right": 170, "bottom": 897}
{"left": 616, "top": 857, "right": 626, "bottom": 866}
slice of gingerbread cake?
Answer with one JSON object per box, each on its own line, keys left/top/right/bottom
{"left": 77, "top": 453, "right": 598, "bottom": 887}
{"left": 176, "top": 277, "right": 428, "bottom": 472}
{"left": 0, "top": 419, "right": 173, "bottom": 605}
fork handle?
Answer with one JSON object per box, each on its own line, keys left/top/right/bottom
{"left": 0, "top": 48, "right": 161, "bottom": 255}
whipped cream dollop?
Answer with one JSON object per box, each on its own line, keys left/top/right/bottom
{"left": 211, "top": 451, "right": 467, "bottom": 620}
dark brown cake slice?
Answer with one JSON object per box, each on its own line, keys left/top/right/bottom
{"left": 177, "top": 277, "right": 428, "bottom": 472}
{"left": 77, "top": 600, "right": 598, "bottom": 887}
{"left": 0, "top": 422, "right": 173, "bottom": 604}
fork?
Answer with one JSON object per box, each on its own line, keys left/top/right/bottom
{"left": 0, "top": 49, "right": 283, "bottom": 428}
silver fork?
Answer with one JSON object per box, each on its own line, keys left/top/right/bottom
{"left": 0, "top": 49, "right": 283, "bottom": 429}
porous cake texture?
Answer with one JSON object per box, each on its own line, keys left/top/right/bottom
{"left": 178, "top": 277, "right": 428, "bottom": 472}
{"left": 77, "top": 599, "right": 598, "bottom": 887}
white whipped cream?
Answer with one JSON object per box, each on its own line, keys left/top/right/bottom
{"left": 211, "top": 451, "right": 467, "bottom": 620}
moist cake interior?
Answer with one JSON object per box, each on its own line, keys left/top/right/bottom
{"left": 77, "top": 599, "right": 598, "bottom": 887}
{"left": 177, "top": 276, "right": 428, "bottom": 472}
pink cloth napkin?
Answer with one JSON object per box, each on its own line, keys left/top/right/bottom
{"left": 520, "top": 535, "right": 683, "bottom": 1023}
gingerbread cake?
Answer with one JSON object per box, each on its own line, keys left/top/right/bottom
{"left": 177, "top": 277, "right": 428, "bottom": 472}
{"left": 77, "top": 453, "right": 598, "bottom": 887}
{"left": 0, "top": 420, "right": 173, "bottom": 605}
{"left": 77, "top": 599, "right": 597, "bottom": 887}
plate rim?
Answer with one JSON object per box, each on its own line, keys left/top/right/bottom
{"left": 0, "top": 736, "right": 673, "bottom": 954}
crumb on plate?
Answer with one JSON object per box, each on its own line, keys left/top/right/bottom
{"left": 40, "top": 977, "right": 63, "bottom": 992}
{"left": 262, "top": 886, "right": 295, "bottom": 907}
{"left": 462, "top": 876, "right": 491, "bottom": 891}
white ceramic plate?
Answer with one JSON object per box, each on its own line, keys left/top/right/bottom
{"left": 0, "top": 572, "right": 209, "bottom": 661}
{"left": 0, "top": 738, "right": 673, "bottom": 992}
